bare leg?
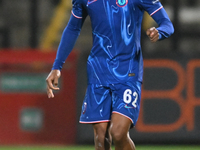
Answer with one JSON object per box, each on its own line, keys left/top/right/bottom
{"left": 93, "top": 122, "right": 112, "bottom": 150}
{"left": 109, "top": 113, "right": 135, "bottom": 150}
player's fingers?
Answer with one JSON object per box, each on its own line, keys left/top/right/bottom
{"left": 46, "top": 77, "right": 60, "bottom": 91}
{"left": 46, "top": 70, "right": 61, "bottom": 98}
{"left": 147, "top": 27, "right": 159, "bottom": 42}
{"left": 146, "top": 27, "right": 157, "bottom": 39}
{"left": 47, "top": 86, "right": 54, "bottom": 98}
{"left": 150, "top": 31, "right": 155, "bottom": 38}
{"left": 149, "top": 28, "right": 157, "bottom": 37}
{"left": 46, "top": 77, "right": 55, "bottom": 90}
{"left": 46, "top": 72, "right": 60, "bottom": 90}
{"left": 53, "top": 77, "right": 59, "bottom": 89}
{"left": 146, "top": 29, "right": 151, "bottom": 36}
{"left": 150, "top": 32, "right": 159, "bottom": 42}
{"left": 149, "top": 27, "right": 156, "bottom": 31}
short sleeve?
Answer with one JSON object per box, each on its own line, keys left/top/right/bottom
{"left": 139, "top": 0, "right": 163, "bottom": 16}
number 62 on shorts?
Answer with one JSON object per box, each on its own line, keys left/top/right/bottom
{"left": 123, "top": 89, "right": 138, "bottom": 108}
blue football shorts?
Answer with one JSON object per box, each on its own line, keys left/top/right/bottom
{"left": 79, "top": 81, "right": 142, "bottom": 126}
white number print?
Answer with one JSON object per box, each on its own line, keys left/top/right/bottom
{"left": 123, "top": 89, "right": 138, "bottom": 108}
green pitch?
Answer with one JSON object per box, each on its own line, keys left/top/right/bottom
{"left": 0, "top": 145, "right": 199, "bottom": 150}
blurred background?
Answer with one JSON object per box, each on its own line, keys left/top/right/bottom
{"left": 0, "top": 0, "right": 200, "bottom": 147}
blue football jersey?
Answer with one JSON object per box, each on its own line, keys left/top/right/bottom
{"left": 52, "top": 0, "right": 174, "bottom": 85}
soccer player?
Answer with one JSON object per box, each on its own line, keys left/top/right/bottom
{"left": 46, "top": 0, "right": 174, "bottom": 150}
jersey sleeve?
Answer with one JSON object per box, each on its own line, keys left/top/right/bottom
{"left": 139, "top": 0, "right": 163, "bottom": 16}
{"left": 139, "top": 0, "right": 174, "bottom": 40}
{"left": 52, "top": 0, "right": 88, "bottom": 70}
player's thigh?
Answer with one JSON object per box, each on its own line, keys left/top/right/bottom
{"left": 93, "top": 122, "right": 110, "bottom": 137}
{"left": 109, "top": 113, "right": 132, "bottom": 140}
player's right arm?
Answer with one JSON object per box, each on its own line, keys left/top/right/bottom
{"left": 52, "top": 0, "right": 88, "bottom": 70}
{"left": 46, "top": 0, "right": 87, "bottom": 98}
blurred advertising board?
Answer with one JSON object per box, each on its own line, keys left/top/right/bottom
{"left": 0, "top": 50, "right": 78, "bottom": 145}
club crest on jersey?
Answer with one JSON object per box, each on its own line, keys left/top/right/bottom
{"left": 116, "top": 0, "right": 128, "bottom": 7}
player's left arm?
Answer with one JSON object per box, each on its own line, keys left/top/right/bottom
{"left": 150, "top": 7, "right": 174, "bottom": 42}
{"left": 141, "top": 0, "right": 174, "bottom": 42}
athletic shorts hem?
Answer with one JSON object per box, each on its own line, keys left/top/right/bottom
{"left": 79, "top": 120, "right": 110, "bottom": 124}
{"left": 112, "top": 111, "right": 134, "bottom": 124}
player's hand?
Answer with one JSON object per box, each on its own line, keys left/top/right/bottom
{"left": 146, "top": 27, "right": 159, "bottom": 43}
{"left": 46, "top": 70, "right": 61, "bottom": 98}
